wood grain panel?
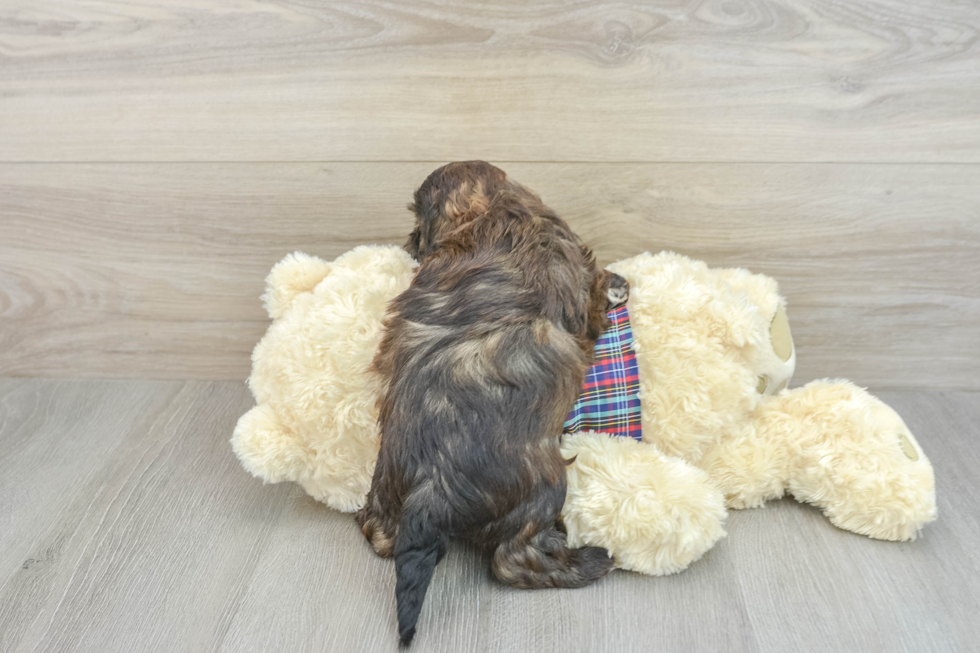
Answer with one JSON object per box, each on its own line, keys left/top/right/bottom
{"left": 1, "top": 0, "right": 979, "bottom": 162}
{"left": 2, "top": 162, "right": 977, "bottom": 387}
{"left": 0, "top": 379, "right": 293, "bottom": 653}
{"left": 0, "top": 379, "right": 182, "bottom": 653}
{"left": 1, "top": 380, "right": 978, "bottom": 651}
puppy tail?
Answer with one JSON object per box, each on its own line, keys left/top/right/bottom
{"left": 394, "top": 506, "right": 447, "bottom": 646}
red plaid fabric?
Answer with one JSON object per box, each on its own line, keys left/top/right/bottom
{"left": 563, "top": 306, "right": 643, "bottom": 440}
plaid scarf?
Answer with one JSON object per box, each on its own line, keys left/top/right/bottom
{"left": 564, "top": 305, "right": 643, "bottom": 441}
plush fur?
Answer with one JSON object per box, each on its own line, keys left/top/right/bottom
{"left": 232, "top": 246, "right": 937, "bottom": 583}
{"left": 233, "top": 247, "right": 415, "bottom": 512}
{"left": 559, "top": 432, "right": 727, "bottom": 575}
{"left": 607, "top": 252, "right": 936, "bottom": 542}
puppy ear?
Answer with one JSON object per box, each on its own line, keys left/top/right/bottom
{"left": 405, "top": 227, "right": 423, "bottom": 262}
{"left": 404, "top": 230, "right": 421, "bottom": 260}
{"left": 404, "top": 197, "right": 428, "bottom": 259}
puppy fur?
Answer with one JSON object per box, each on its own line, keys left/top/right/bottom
{"left": 355, "top": 161, "right": 624, "bottom": 645}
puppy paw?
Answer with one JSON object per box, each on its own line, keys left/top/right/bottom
{"left": 576, "top": 545, "right": 616, "bottom": 578}
{"left": 355, "top": 506, "right": 397, "bottom": 558}
{"left": 606, "top": 273, "right": 629, "bottom": 309}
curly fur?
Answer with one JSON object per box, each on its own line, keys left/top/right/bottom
{"left": 356, "top": 162, "right": 620, "bottom": 644}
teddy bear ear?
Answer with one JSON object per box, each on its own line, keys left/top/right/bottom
{"left": 261, "top": 251, "right": 332, "bottom": 320}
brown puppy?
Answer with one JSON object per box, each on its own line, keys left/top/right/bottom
{"left": 356, "top": 162, "right": 626, "bottom": 645}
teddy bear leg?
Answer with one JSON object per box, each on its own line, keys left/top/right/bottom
{"left": 765, "top": 381, "right": 937, "bottom": 541}
{"left": 560, "top": 432, "right": 727, "bottom": 576}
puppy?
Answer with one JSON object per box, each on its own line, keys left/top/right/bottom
{"left": 356, "top": 161, "right": 627, "bottom": 645}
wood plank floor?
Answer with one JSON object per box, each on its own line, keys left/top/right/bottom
{"left": 1, "top": 378, "right": 977, "bottom": 652}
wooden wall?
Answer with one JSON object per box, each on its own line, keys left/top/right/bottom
{"left": 1, "top": 0, "right": 978, "bottom": 389}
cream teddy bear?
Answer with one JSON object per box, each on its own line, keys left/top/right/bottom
{"left": 561, "top": 253, "right": 937, "bottom": 571}
{"left": 232, "top": 246, "right": 936, "bottom": 576}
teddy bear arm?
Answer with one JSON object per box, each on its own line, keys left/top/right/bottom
{"left": 560, "top": 432, "right": 727, "bottom": 576}
{"left": 231, "top": 404, "right": 313, "bottom": 485}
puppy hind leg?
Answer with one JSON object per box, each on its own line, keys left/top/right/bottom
{"left": 355, "top": 491, "right": 400, "bottom": 558}
{"left": 492, "top": 524, "right": 614, "bottom": 590}
{"left": 355, "top": 460, "right": 403, "bottom": 558}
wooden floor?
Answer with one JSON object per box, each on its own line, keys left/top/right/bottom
{"left": 0, "top": 378, "right": 977, "bottom": 653}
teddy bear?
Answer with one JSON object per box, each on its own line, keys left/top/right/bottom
{"left": 560, "top": 252, "right": 937, "bottom": 573}
{"left": 232, "top": 245, "right": 936, "bottom": 576}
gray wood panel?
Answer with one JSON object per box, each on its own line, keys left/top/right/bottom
{"left": 1, "top": 0, "right": 979, "bottom": 162}
{"left": 0, "top": 379, "right": 293, "bottom": 653}
{"left": 0, "top": 379, "right": 181, "bottom": 653}
{"left": 2, "top": 162, "right": 977, "bottom": 388}
{"left": 0, "top": 379, "right": 977, "bottom": 652}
